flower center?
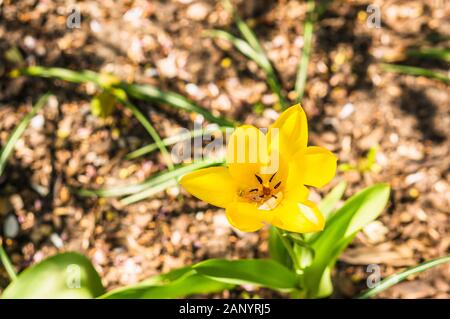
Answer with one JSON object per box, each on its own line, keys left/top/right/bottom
{"left": 237, "top": 172, "right": 283, "bottom": 210}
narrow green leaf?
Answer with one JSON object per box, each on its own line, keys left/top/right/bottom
{"left": 75, "top": 159, "right": 224, "bottom": 198}
{"left": 119, "top": 178, "right": 177, "bottom": 205}
{"left": 115, "top": 92, "right": 174, "bottom": 170}
{"left": 381, "top": 63, "right": 450, "bottom": 84}
{"left": 204, "top": 30, "right": 286, "bottom": 108}
{"left": 303, "top": 184, "right": 391, "bottom": 298}
{"left": 126, "top": 126, "right": 227, "bottom": 160}
{"left": 193, "top": 259, "right": 297, "bottom": 290}
{"left": 1, "top": 252, "right": 104, "bottom": 299}
{"left": 407, "top": 48, "right": 450, "bottom": 61}
{"left": 0, "top": 244, "right": 17, "bottom": 281}
{"left": 15, "top": 66, "right": 235, "bottom": 127}
{"left": 0, "top": 93, "right": 50, "bottom": 176}
{"left": 295, "top": 0, "right": 315, "bottom": 103}
{"left": 357, "top": 256, "right": 450, "bottom": 299}
{"left": 118, "top": 82, "right": 235, "bottom": 127}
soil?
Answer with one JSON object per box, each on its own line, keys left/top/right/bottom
{"left": 0, "top": 0, "right": 449, "bottom": 298}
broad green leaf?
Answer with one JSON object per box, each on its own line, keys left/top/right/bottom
{"left": 2, "top": 252, "right": 104, "bottom": 299}
{"left": 317, "top": 181, "right": 347, "bottom": 221}
{"left": 268, "top": 226, "right": 292, "bottom": 269}
{"left": 303, "top": 184, "right": 390, "bottom": 298}
{"left": 193, "top": 259, "right": 297, "bottom": 290}
{"left": 357, "top": 255, "right": 450, "bottom": 299}
{"left": 90, "top": 90, "right": 116, "bottom": 118}
{"left": 381, "top": 63, "right": 450, "bottom": 84}
{"left": 101, "top": 272, "right": 231, "bottom": 299}
{"left": 0, "top": 93, "right": 50, "bottom": 176}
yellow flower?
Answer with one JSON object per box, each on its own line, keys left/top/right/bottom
{"left": 180, "top": 104, "right": 337, "bottom": 233}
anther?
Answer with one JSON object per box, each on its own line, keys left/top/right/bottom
{"left": 271, "top": 195, "right": 278, "bottom": 199}
{"left": 274, "top": 181, "right": 281, "bottom": 189}
{"left": 269, "top": 172, "right": 277, "bottom": 182}
{"left": 249, "top": 188, "right": 258, "bottom": 193}
{"left": 255, "top": 174, "right": 263, "bottom": 184}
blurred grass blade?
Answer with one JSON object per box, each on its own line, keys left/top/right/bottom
{"left": 0, "top": 244, "right": 17, "bottom": 281}
{"left": 0, "top": 93, "right": 50, "bottom": 176}
{"left": 14, "top": 66, "right": 235, "bottom": 127}
{"left": 119, "top": 82, "right": 235, "bottom": 127}
{"left": 76, "top": 159, "right": 224, "bottom": 198}
{"left": 295, "top": 0, "right": 315, "bottom": 103}
{"left": 114, "top": 92, "right": 174, "bottom": 170}
{"left": 381, "top": 63, "right": 450, "bottom": 84}
{"left": 407, "top": 48, "right": 450, "bottom": 61}
{"left": 120, "top": 178, "right": 177, "bottom": 205}
{"left": 204, "top": 29, "right": 287, "bottom": 108}
{"left": 357, "top": 256, "right": 450, "bottom": 299}
{"left": 223, "top": 0, "right": 265, "bottom": 54}
{"left": 126, "top": 126, "right": 227, "bottom": 160}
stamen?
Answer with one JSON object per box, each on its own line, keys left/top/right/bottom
{"left": 249, "top": 188, "right": 258, "bottom": 193}
{"left": 274, "top": 181, "right": 282, "bottom": 189}
{"left": 269, "top": 172, "right": 277, "bottom": 182}
{"left": 255, "top": 174, "right": 263, "bottom": 184}
{"left": 271, "top": 195, "right": 278, "bottom": 199}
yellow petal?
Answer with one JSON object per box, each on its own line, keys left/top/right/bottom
{"left": 226, "top": 201, "right": 272, "bottom": 232}
{"left": 268, "top": 104, "right": 308, "bottom": 160}
{"left": 272, "top": 200, "right": 324, "bottom": 233}
{"left": 293, "top": 146, "right": 337, "bottom": 188}
{"left": 226, "top": 125, "right": 273, "bottom": 186}
{"left": 179, "top": 166, "right": 238, "bottom": 208}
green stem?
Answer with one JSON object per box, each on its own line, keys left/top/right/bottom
{"left": 0, "top": 243, "right": 17, "bottom": 281}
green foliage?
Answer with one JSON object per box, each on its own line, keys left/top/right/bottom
{"left": 1, "top": 253, "right": 104, "bottom": 299}
{"left": 193, "top": 259, "right": 297, "bottom": 290}
{"left": 0, "top": 93, "right": 50, "bottom": 177}
{"left": 358, "top": 256, "right": 450, "bottom": 299}
{"left": 302, "top": 184, "right": 390, "bottom": 298}
{"left": 14, "top": 66, "right": 235, "bottom": 127}
{"left": 381, "top": 63, "right": 450, "bottom": 84}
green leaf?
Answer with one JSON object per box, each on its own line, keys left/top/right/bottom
{"left": 1, "top": 252, "right": 104, "bottom": 299}
{"left": 295, "top": 0, "right": 315, "bottom": 103}
{"left": 193, "top": 259, "right": 297, "bottom": 290}
{"left": 0, "top": 245, "right": 17, "bottom": 281}
{"left": 0, "top": 93, "right": 50, "bottom": 176}
{"left": 75, "top": 159, "right": 224, "bottom": 198}
{"left": 381, "top": 63, "right": 450, "bottom": 84}
{"left": 90, "top": 90, "right": 116, "bottom": 118}
{"left": 119, "top": 82, "right": 235, "bottom": 127}
{"left": 15, "top": 66, "right": 235, "bottom": 127}
{"left": 407, "top": 48, "right": 450, "bottom": 61}
{"left": 357, "top": 256, "right": 450, "bottom": 299}
{"left": 268, "top": 226, "right": 292, "bottom": 269}
{"left": 318, "top": 181, "right": 347, "bottom": 221}
{"left": 101, "top": 272, "right": 232, "bottom": 299}
{"left": 303, "top": 184, "right": 390, "bottom": 298}
{"left": 126, "top": 126, "right": 227, "bottom": 160}
{"left": 204, "top": 29, "right": 286, "bottom": 108}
